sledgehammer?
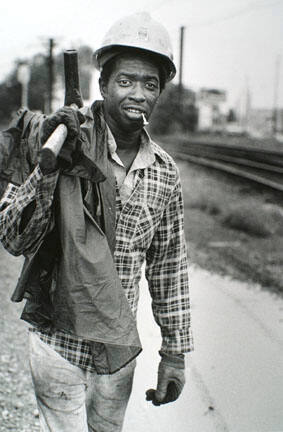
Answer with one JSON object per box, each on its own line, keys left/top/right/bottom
{"left": 39, "top": 49, "right": 83, "bottom": 172}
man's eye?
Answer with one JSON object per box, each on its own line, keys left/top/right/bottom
{"left": 145, "top": 82, "right": 158, "bottom": 90}
{"left": 119, "top": 80, "right": 131, "bottom": 86}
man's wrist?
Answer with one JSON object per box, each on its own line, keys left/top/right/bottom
{"left": 159, "top": 350, "right": 185, "bottom": 369}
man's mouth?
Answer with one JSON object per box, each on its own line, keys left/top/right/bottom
{"left": 124, "top": 107, "right": 145, "bottom": 115}
{"left": 123, "top": 107, "right": 148, "bottom": 125}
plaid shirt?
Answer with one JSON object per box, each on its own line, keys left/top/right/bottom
{"left": 0, "top": 165, "right": 58, "bottom": 256}
{"left": 0, "top": 128, "right": 193, "bottom": 372}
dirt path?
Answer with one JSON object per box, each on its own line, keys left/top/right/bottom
{"left": 124, "top": 267, "right": 283, "bottom": 432}
{"left": 0, "top": 247, "right": 40, "bottom": 431}
{"left": 1, "top": 245, "right": 283, "bottom": 431}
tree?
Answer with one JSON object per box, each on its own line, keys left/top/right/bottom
{"left": 29, "top": 54, "right": 49, "bottom": 112}
{"left": 0, "top": 45, "right": 94, "bottom": 125}
{"left": 0, "top": 72, "right": 21, "bottom": 126}
{"left": 149, "top": 83, "right": 198, "bottom": 135}
{"left": 227, "top": 108, "right": 237, "bottom": 123}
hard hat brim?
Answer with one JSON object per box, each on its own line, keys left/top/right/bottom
{"left": 94, "top": 45, "right": 176, "bottom": 82}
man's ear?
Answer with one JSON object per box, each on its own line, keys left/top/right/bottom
{"left": 99, "top": 78, "right": 107, "bottom": 99}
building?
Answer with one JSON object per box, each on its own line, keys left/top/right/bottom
{"left": 196, "top": 88, "right": 227, "bottom": 132}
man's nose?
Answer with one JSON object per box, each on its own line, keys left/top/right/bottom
{"left": 129, "top": 83, "right": 146, "bottom": 102}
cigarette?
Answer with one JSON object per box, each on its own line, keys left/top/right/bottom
{"left": 142, "top": 113, "right": 149, "bottom": 126}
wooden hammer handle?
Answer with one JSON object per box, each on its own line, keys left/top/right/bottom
{"left": 39, "top": 104, "right": 78, "bottom": 172}
{"left": 42, "top": 124, "right": 68, "bottom": 156}
{"left": 39, "top": 50, "right": 82, "bottom": 172}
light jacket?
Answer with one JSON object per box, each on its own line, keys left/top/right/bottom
{"left": 0, "top": 103, "right": 142, "bottom": 374}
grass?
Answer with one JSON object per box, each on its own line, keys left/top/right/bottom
{"left": 187, "top": 195, "right": 275, "bottom": 237}
{"left": 157, "top": 137, "right": 283, "bottom": 296}
{"left": 183, "top": 170, "right": 283, "bottom": 239}
{"left": 221, "top": 203, "right": 281, "bottom": 238}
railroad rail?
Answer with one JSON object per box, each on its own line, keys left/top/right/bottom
{"left": 170, "top": 141, "right": 283, "bottom": 192}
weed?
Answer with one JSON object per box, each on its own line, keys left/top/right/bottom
{"left": 221, "top": 204, "right": 276, "bottom": 238}
{"left": 186, "top": 196, "right": 221, "bottom": 216}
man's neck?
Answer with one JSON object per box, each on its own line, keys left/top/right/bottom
{"left": 114, "top": 131, "right": 140, "bottom": 151}
{"left": 107, "top": 124, "right": 142, "bottom": 171}
{"left": 104, "top": 111, "right": 142, "bottom": 151}
{"left": 113, "top": 131, "right": 140, "bottom": 172}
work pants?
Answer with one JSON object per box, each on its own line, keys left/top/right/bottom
{"left": 29, "top": 332, "right": 136, "bottom": 432}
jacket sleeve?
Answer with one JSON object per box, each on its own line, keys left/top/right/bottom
{"left": 145, "top": 169, "right": 193, "bottom": 355}
{"left": 0, "top": 165, "right": 58, "bottom": 257}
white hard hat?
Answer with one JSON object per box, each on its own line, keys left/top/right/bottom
{"left": 94, "top": 12, "right": 176, "bottom": 81}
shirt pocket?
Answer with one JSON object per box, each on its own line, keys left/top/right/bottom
{"left": 133, "top": 199, "right": 166, "bottom": 252}
{"left": 116, "top": 181, "right": 169, "bottom": 252}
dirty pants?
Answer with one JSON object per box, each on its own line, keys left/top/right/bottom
{"left": 29, "top": 332, "right": 136, "bottom": 432}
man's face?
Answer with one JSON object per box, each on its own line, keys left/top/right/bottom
{"left": 100, "top": 54, "right": 161, "bottom": 132}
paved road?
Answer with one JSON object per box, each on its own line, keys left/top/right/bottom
{"left": 124, "top": 267, "right": 283, "bottom": 432}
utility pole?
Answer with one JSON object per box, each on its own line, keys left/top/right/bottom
{"left": 17, "top": 62, "right": 30, "bottom": 108}
{"left": 244, "top": 76, "right": 251, "bottom": 133}
{"left": 47, "top": 38, "right": 55, "bottom": 114}
{"left": 178, "top": 26, "right": 185, "bottom": 100}
{"left": 273, "top": 55, "right": 281, "bottom": 135}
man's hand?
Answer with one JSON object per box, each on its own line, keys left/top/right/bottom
{"left": 39, "top": 106, "right": 85, "bottom": 171}
{"left": 146, "top": 353, "right": 186, "bottom": 406}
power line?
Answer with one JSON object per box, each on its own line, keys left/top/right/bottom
{"left": 190, "top": 0, "right": 283, "bottom": 28}
{"left": 141, "top": 0, "right": 283, "bottom": 50}
{"left": 143, "top": 0, "right": 174, "bottom": 13}
{"left": 146, "top": 0, "right": 282, "bottom": 32}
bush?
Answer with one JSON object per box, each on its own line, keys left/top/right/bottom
{"left": 186, "top": 195, "right": 220, "bottom": 216}
{"left": 222, "top": 204, "right": 275, "bottom": 238}
{"left": 149, "top": 83, "right": 198, "bottom": 135}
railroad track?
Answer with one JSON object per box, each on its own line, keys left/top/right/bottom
{"left": 170, "top": 141, "right": 283, "bottom": 192}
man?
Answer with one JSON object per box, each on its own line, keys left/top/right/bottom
{"left": 0, "top": 12, "right": 193, "bottom": 432}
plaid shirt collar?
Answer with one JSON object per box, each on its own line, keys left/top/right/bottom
{"left": 81, "top": 104, "right": 167, "bottom": 168}
{"left": 106, "top": 124, "right": 156, "bottom": 173}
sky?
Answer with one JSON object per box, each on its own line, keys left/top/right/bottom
{"left": 1, "top": 0, "right": 283, "bottom": 109}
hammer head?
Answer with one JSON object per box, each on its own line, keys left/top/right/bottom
{"left": 64, "top": 50, "right": 83, "bottom": 108}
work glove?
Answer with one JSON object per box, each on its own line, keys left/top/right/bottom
{"left": 40, "top": 106, "right": 85, "bottom": 170}
{"left": 146, "top": 352, "right": 186, "bottom": 406}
